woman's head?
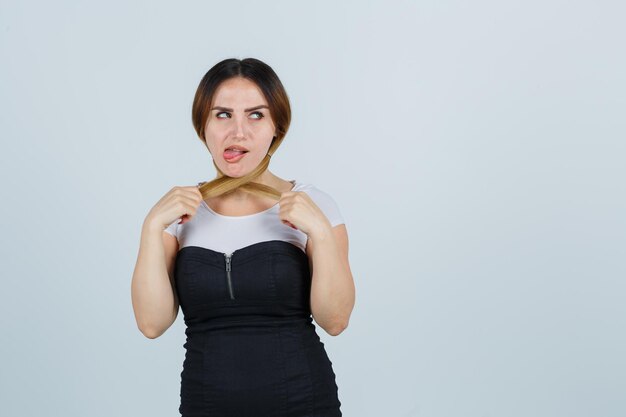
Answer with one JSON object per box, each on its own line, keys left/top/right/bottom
{"left": 203, "top": 77, "right": 276, "bottom": 178}
{"left": 192, "top": 58, "right": 291, "bottom": 200}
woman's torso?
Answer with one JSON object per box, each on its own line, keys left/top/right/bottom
{"left": 165, "top": 179, "right": 345, "bottom": 416}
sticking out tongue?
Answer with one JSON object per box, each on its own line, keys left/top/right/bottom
{"left": 224, "top": 149, "right": 247, "bottom": 159}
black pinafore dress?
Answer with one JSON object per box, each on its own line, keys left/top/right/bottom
{"left": 174, "top": 239, "right": 342, "bottom": 417}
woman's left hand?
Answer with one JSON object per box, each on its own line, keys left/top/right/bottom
{"left": 278, "top": 191, "right": 331, "bottom": 238}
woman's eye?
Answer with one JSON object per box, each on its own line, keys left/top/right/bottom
{"left": 216, "top": 112, "right": 230, "bottom": 119}
{"left": 250, "top": 111, "right": 264, "bottom": 119}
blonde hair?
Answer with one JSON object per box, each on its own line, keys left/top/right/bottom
{"left": 192, "top": 58, "right": 291, "bottom": 202}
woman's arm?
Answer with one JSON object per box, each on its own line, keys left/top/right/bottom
{"left": 306, "top": 223, "right": 355, "bottom": 336}
{"left": 130, "top": 220, "right": 179, "bottom": 339}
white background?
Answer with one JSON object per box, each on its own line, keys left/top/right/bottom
{"left": 1, "top": 1, "right": 624, "bottom": 416}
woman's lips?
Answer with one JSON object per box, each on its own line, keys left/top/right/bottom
{"left": 223, "top": 149, "right": 248, "bottom": 162}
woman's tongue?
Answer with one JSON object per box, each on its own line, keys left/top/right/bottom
{"left": 224, "top": 149, "right": 247, "bottom": 159}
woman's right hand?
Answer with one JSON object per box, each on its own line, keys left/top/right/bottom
{"left": 145, "top": 185, "right": 204, "bottom": 231}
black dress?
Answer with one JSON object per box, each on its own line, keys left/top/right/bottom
{"left": 174, "top": 239, "right": 342, "bottom": 416}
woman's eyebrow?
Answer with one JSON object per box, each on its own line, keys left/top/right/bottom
{"left": 211, "top": 105, "right": 269, "bottom": 112}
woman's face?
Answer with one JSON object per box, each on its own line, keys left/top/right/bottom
{"left": 204, "top": 77, "right": 276, "bottom": 178}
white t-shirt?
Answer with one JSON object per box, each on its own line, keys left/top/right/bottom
{"left": 163, "top": 180, "right": 344, "bottom": 255}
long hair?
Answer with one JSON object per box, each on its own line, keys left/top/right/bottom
{"left": 193, "top": 58, "right": 292, "bottom": 201}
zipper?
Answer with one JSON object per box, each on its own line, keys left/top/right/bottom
{"left": 224, "top": 251, "right": 236, "bottom": 300}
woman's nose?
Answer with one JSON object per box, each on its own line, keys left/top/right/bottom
{"left": 231, "top": 115, "right": 247, "bottom": 137}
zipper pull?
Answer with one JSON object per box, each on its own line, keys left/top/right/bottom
{"left": 224, "top": 253, "right": 235, "bottom": 300}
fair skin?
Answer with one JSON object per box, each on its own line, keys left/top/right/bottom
{"left": 203, "top": 76, "right": 290, "bottom": 214}
{"left": 135, "top": 76, "right": 355, "bottom": 338}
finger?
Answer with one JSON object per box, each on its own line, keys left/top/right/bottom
{"left": 194, "top": 183, "right": 207, "bottom": 198}
{"left": 176, "top": 194, "right": 202, "bottom": 209}
{"left": 175, "top": 198, "right": 202, "bottom": 224}
{"left": 282, "top": 220, "right": 298, "bottom": 230}
{"left": 175, "top": 186, "right": 204, "bottom": 204}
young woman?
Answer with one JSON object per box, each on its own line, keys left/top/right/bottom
{"left": 131, "top": 57, "right": 355, "bottom": 416}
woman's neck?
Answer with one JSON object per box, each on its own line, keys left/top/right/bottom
{"left": 218, "top": 170, "right": 290, "bottom": 202}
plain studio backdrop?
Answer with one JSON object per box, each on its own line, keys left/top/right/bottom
{"left": 1, "top": 1, "right": 624, "bottom": 416}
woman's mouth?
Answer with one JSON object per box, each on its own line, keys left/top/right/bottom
{"left": 223, "top": 149, "right": 249, "bottom": 162}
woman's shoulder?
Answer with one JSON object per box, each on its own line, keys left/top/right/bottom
{"left": 293, "top": 180, "right": 324, "bottom": 196}
{"left": 294, "top": 180, "right": 332, "bottom": 195}
{"left": 294, "top": 180, "right": 345, "bottom": 227}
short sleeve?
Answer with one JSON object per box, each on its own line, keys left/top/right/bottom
{"left": 305, "top": 186, "right": 345, "bottom": 227}
{"left": 163, "top": 219, "right": 179, "bottom": 238}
